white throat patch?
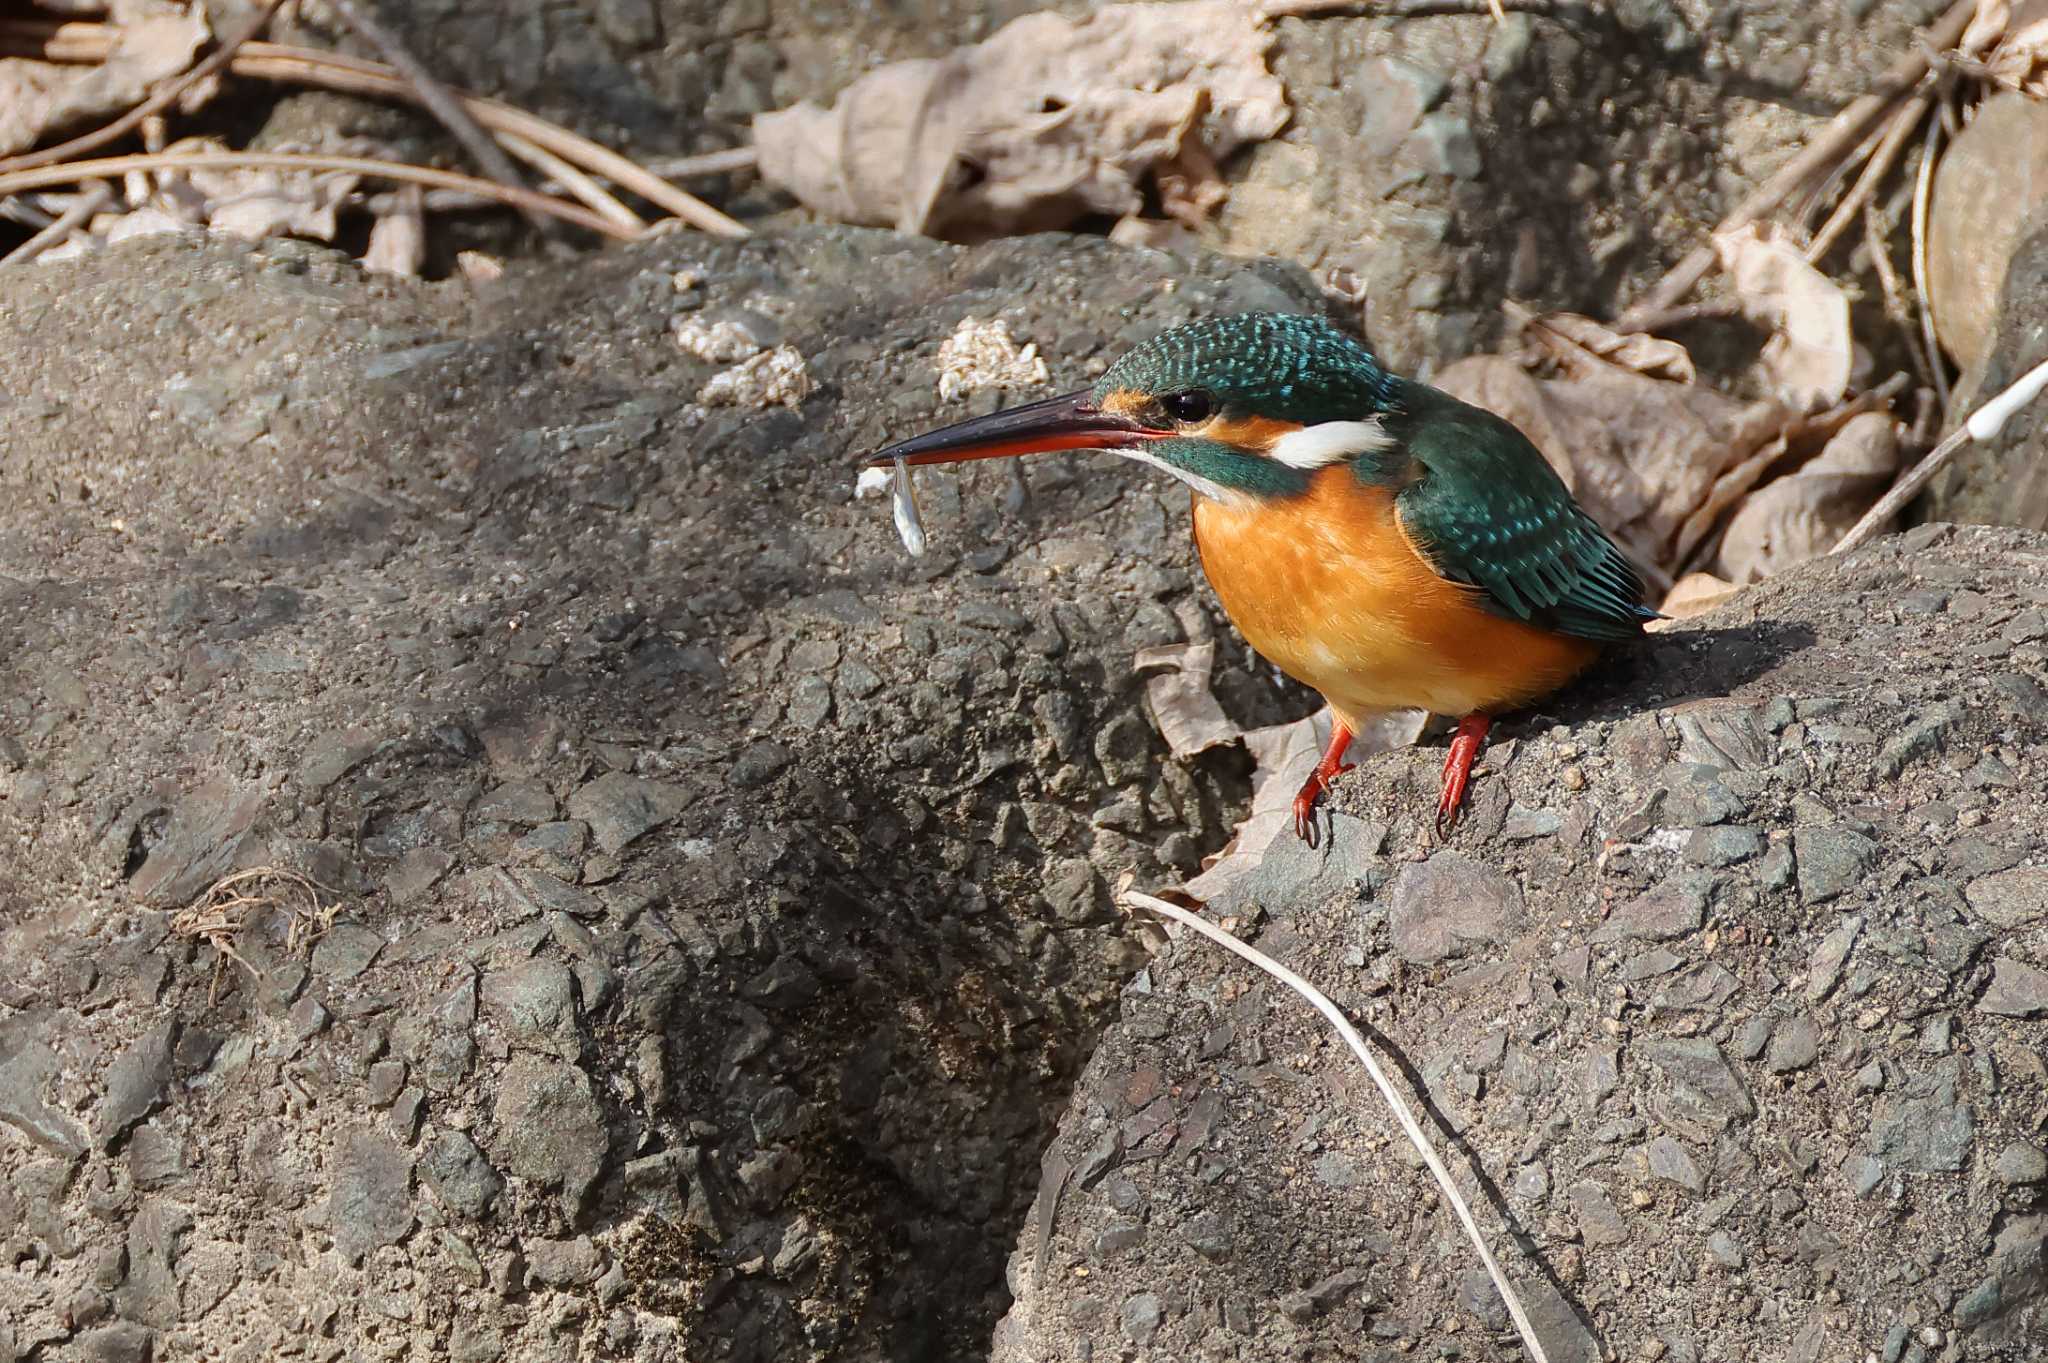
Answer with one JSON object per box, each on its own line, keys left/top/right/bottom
{"left": 1268, "top": 417, "right": 1395, "bottom": 471}
{"left": 1116, "top": 449, "right": 1249, "bottom": 507}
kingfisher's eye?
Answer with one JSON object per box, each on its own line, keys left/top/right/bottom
{"left": 1162, "top": 390, "right": 1213, "bottom": 424}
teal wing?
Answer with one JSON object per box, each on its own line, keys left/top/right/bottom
{"left": 1389, "top": 392, "right": 1656, "bottom": 643}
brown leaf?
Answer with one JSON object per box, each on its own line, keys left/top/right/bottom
{"left": 1434, "top": 355, "right": 1785, "bottom": 577}
{"left": 1520, "top": 309, "right": 1697, "bottom": 384}
{"left": 1715, "top": 412, "right": 1901, "bottom": 583}
{"left": 1712, "top": 223, "right": 1854, "bottom": 412}
{"left": 1986, "top": 15, "right": 2048, "bottom": 93}
{"left": 1134, "top": 641, "right": 1239, "bottom": 760}
{"left": 0, "top": 8, "right": 209, "bottom": 158}
{"left": 753, "top": 2, "right": 1287, "bottom": 239}
{"left": 1659, "top": 573, "right": 1740, "bottom": 620}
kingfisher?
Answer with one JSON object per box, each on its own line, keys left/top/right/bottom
{"left": 862, "top": 313, "right": 1656, "bottom": 843}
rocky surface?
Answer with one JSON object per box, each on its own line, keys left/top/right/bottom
{"left": 992, "top": 523, "right": 2048, "bottom": 1363}
{"left": 0, "top": 227, "right": 1320, "bottom": 1362}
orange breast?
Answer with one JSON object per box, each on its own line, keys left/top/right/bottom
{"left": 1191, "top": 467, "right": 1600, "bottom": 722}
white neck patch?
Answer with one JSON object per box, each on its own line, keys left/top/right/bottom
{"left": 1117, "top": 449, "right": 1249, "bottom": 508}
{"left": 1268, "top": 417, "right": 1395, "bottom": 471}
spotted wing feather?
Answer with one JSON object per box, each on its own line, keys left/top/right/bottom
{"left": 1391, "top": 394, "right": 1656, "bottom": 643}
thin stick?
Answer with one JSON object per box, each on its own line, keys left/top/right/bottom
{"left": 1910, "top": 113, "right": 1950, "bottom": 412}
{"left": 645, "top": 147, "right": 759, "bottom": 180}
{"left": 1260, "top": 0, "right": 1539, "bottom": 14}
{"left": 1616, "top": 0, "right": 1977, "bottom": 328}
{"left": 0, "top": 178, "right": 109, "bottom": 266}
{"left": 1122, "top": 890, "right": 1550, "bottom": 1363}
{"left": 1805, "top": 93, "right": 1929, "bottom": 266}
{"left": 1833, "top": 356, "right": 2048, "bottom": 554}
{"left": 0, "top": 151, "right": 634, "bottom": 239}
{"left": 0, "top": 0, "right": 288, "bottom": 175}
{"left": 0, "top": 22, "right": 749, "bottom": 237}
{"left": 497, "top": 129, "right": 643, "bottom": 232}
{"left": 327, "top": 0, "right": 552, "bottom": 238}
{"left": 1865, "top": 200, "right": 1935, "bottom": 391}
{"left": 229, "top": 46, "right": 749, "bottom": 236}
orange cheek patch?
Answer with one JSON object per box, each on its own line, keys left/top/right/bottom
{"left": 1098, "top": 388, "right": 1149, "bottom": 419}
{"left": 1201, "top": 415, "right": 1304, "bottom": 451}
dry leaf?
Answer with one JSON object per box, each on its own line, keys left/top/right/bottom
{"left": 456, "top": 250, "right": 504, "bottom": 284}
{"left": 1987, "top": 15, "right": 2048, "bottom": 95}
{"left": 1716, "top": 412, "right": 1900, "bottom": 583}
{"left": 362, "top": 185, "right": 425, "bottom": 277}
{"left": 752, "top": 1, "right": 1287, "bottom": 239}
{"left": 1134, "top": 642, "right": 1239, "bottom": 760}
{"left": 0, "top": 7, "right": 209, "bottom": 157}
{"left": 1108, "top": 216, "right": 1204, "bottom": 251}
{"left": 1520, "top": 309, "right": 1697, "bottom": 384}
{"left": 1963, "top": 0, "right": 2012, "bottom": 57}
{"left": 1435, "top": 355, "right": 1784, "bottom": 577}
{"left": 1660, "top": 573, "right": 1740, "bottom": 619}
{"left": 1178, "top": 705, "right": 1426, "bottom": 904}
{"left": 1712, "top": 223, "right": 1854, "bottom": 412}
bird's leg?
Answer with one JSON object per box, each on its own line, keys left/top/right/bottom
{"left": 1291, "top": 718, "right": 1357, "bottom": 848}
{"left": 1436, "top": 713, "right": 1493, "bottom": 837}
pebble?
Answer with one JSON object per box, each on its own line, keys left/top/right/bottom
{"left": 328, "top": 1128, "right": 415, "bottom": 1262}
{"left": 96, "top": 1020, "right": 178, "bottom": 1151}
{"left": 566, "top": 773, "right": 689, "bottom": 854}
{"left": 421, "top": 1131, "right": 503, "bottom": 1219}
{"left": 1569, "top": 1180, "right": 1631, "bottom": 1247}
{"left": 1388, "top": 852, "right": 1520, "bottom": 964}
{"left": 1765, "top": 1016, "right": 1820, "bottom": 1074}
{"left": 1643, "top": 1039, "right": 1755, "bottom": 1118}
{"left": 1686, "top": 825, "right": 1762, "bottom": 867}
{"left": 526, "top": 1235, "right": 604, "bottom": 1287}
{"left": 492, "top": 1056, "right": 610, "bottom": 1210}
{"left": 1963, "top": 867, "right": 2048, "bottom": 928}
{"left": 1590, "top": 873, "right": 1711, "bottom": 944}
{"left": 1804, "top": 915, "right": 1864, "bottom": 1002}
{"left": 311, "top": 923, "right": 385, "bottom": 982}
{"left": 1645, "top": 1136, "right": 1705, "bottom": 1195}
{"left": 1992, "top": 1143, "right": 2048, "bottom": 1186}
{"left": 472, "top": 780, "right": 558, "bottom": 826}
{"left": 1979, "top": 957, "right": 2048, "bottom": 1017}
{"left": 1793, "top": 826, "right": 1880, "bottom": 904}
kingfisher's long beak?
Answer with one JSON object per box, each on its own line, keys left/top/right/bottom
{"left": 862, "top": 390, "right": 1170, "bottom": 467}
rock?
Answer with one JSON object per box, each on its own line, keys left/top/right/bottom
{"left": 1569, "top": 1180, "right": 1630, "bottom": 1247}
{"left": 1119, "top": 1292, "right": 1163, "bottom": 1345}
{"left": 328, "top": 1128, "right": 414, "bottom": 1262}
{"left": 420, "top": 1131, "right": 503, "bottom": 1219}
{"left": 492, "top": 1056, "right": 609, "bottom": 1210}
{"left": 1964, "top": 868, "right": 2048, "bottom": 929}
{"left": 0, "top": 1023, "right": 89, "bottom": 1158}
{"left": 79, "top": 1321, "right": 154, "bottom": 1363}
{"left": 481, "top": 959, "right": 580, "bottom": 1053}
{"left": 566, "top": 773, "right": 688, "bottom": 854}
{"left": 1645, "top": 1136, "right": 1705, "bottom": 1195}
{"left": 1765, "top": 1016, "right": 1820, "bottom": 1074}
{"left": 1928, "top": 211, "right": 2048, "bottom": 531}
{"left": 1992, "top": 1143, "right": 2048, "bottom": 1187}
{"left": 1793, "top": 826, "right": 1880, "bottom": 904}
{"left": 95, "top": 1020, "right": 178, "bottom": 1151}
{"left": 1804, "top": 915, "right": 1863, "bottom": 1002}
{"left": 1387, "top": 851, "right": 1519, "bottom": 964}
{"left": 1868, "top": 1066, "right": 1975, "bottom": 1173}
{"left": 1685, "top": 825, "right": 1762, "bottom": 867}
{"left": 1643, "top": 1039, "right": 1754, "bottom": 1119}
{"left": 1589, "top": 873, "right": 1710, "bottom": 944}
{"left": 473, "top": 779, "right": 558, "bottom": 825}
{"left": 1980, "top": 958, "right": 2048, "bottom": 1017}
{"left": 1706, "top": 1230, "right": 1745, "bottom": 1271}
{"left": 311, "top": 922, "right": 385, "bottom": 981}
{"left": 526, "top": 1235, "right": 604, "bottom": 1286}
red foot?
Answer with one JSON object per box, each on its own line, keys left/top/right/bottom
{"left": 1436, "top": 713, "right": 1493, "bottom": 839}
{"left": 1292, "top": 718, "right": 1357, "bottom": 848}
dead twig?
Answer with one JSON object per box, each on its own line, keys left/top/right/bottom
{"left": 0, "top": 150, "right": 636, "bottom": 239}
{"left": 1616, "top": 0, "right": 1978, "bottom": 328}
{"left": 0, "top": 22, "right": 747, "bottom": 237}
{"left": 0, "top": 0, "right": 287, "bottom": 175}
{"left": 169, "top": 867, "right": 338, "bottom": 1004}
{"left": 0, "top": 178, "right": 109, "bottom": 266}
{"left": 1611, "top": 298, "right": 1742, "bottom": 335}
{"left": 1910, "top": 112, "right": 1950, "bottom": 411}
{"left": 327, "top": 0, "right": 554, "bottom": 238}
{"left": 1805, "top": 92, "right": 1930, "bottom": 266}
{"left": 645, "top": 147, "right": 760, "bottom": 180}
{"left": 1259, "top": 0, "right": 1536, "bottom": 16}
{"left": 1834, "top": 357, "right": 2048, "bottom": 554}
{"left": 1865, "top": 200, "right": 1936, "bottom": 392}
{"left": 1123, "top": 890, "right": 1550, "bottom": 1363}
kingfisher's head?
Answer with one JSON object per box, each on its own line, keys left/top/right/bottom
{"left": 863, "top": 313, "right": 1405, "bottom": 503}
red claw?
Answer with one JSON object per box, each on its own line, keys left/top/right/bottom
{"left": 1435, "top": 713, "right": 1492, "bottom": 839}
{"left": 1291, "top": 718, "right": 1358, "bottom": 847}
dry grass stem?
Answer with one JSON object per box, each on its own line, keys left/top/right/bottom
{"left": 169, "top": 867, "right": 338, "bottom": 1003}
{"left": 1, "top": 177, "right": 109, "bottom": 266}
{"left": 1910, "top": 115, "right": 1951, "bottom": 411}
{"left": 1864, "top": 200, "right": 1936, "bottom": 390}
{"left": 1805, "top": 92, "right": 1930, "bottom": 265}
{"left": 1123, "top": 890, "right": 1550, "bottom": 1363}
{"left": 328, "top": 0, "right": 553, "bottom": 238}
{"left": 1618, "top": 0, "right": 1978, "bottom": 327}
{"left": 0, "top": 149, "right": 635, "bottom": 238}
{"left": 497, "top": 129, "right": 642, "bottom": 232}
{"left": 0, "top": 0, "right": 286, "bottom": 175}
